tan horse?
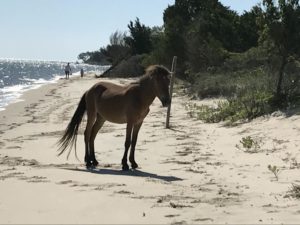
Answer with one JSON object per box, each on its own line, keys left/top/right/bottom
{"left": 58, "top": 65, "right": 171, "bottom": 170}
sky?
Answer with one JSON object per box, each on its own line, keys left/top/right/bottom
{"left": 0, "top": 0, "right": 260, "bottom": 62}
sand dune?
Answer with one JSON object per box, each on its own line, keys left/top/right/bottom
{"left": 1, "top": 74, "right": 300, "bottom": 224}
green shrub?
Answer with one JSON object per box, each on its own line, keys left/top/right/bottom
{"left": 282, "top": 60, "right": 300, "bottom": 108}
{"left": 268, "top": 165, "right": 280, "bottom": 181}
{"left": 230, "top": 89, "right": 274, "bottom": 120}
{"left": 188, "top": 72, "right": 238, "bottom": 99}
{"left": 187, "top": 88, "right": 274, "bottom": 124}
{"left": 285, "top": 184, "right": 300, "bottom": 199}
{"left": 237, "top": 136, "right": 261, "bottom": 153}
{"left": 186, "top": 102, "right": 230, "bottom": 123}
{"left": 223, "top": 47, "right": 267, "bottom": 72}
{"left": 187, "top": 48, "right": 300, "bottom": 120}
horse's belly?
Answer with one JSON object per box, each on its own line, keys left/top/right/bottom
{"left": 97, "top": 105, "right": 127, "bottom": 124}
{"left": 105, "top": 114, "right": 127, "bottom": 124}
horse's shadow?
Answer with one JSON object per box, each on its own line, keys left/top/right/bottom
{"left": 64, "top": 167, "right": 183, "bottom": 182}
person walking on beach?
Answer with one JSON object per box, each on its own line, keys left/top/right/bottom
{"left": 80, "top": 68, "right": 84, "bottom": 78}
{"left": 64, "top": 63, "right": 72, "bottom": 79}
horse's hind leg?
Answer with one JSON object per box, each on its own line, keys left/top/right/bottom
{"left": 84, "top": 110, "right": 96, "bottom": 168}
{"left": 89, "top": 114, "right": 105, "bottom": 166}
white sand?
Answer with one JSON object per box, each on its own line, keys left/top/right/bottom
{"left": 0, "top": 74, "right": 300, "bottom": 224}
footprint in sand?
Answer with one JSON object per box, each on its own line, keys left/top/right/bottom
{"left": 169, "top": 202, "right": 193, "bottom": 209}
{"left": 25, "top": 176, "right": 49, "bottom": 183}
{"left": 114, "top": 190, "right": 134, "bottom": 195}
{"left": 0, "top": 172, "right": 24, "bottom": 180}
{"left": 193, "top": 218, "right": 214, "bottom": 222}
{"left": 56, "top": 180, "right": 74, "bottom": 185}
{"left": 165, "top": 214, "right": 180, "bottom": 218}
{"left": 170, "top": 220, "right": 187, "bottom": 225}
{"left": 6, "top": 146, "right": 21, "bottom": 149}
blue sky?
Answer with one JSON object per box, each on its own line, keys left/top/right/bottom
{"left": 0, "top": 0, "right": 260, "bottom": 62}
{"left": 221, "top": 0, "right": 261, "bottom": 14}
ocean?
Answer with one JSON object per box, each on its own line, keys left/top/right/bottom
{"left": 0, "top": 59, "right": 109, "bottom": 111}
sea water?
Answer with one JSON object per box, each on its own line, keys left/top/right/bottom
{"left": 0, "top": 59, "right": 109, "bottom": 111}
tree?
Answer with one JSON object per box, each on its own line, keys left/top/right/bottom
{"left": 162, "top": 2, "right": 189, "bottom": 72}
{"left": 142, "top": 26, "right": 169, "bottom": 65}
{"left": 125, "top": 18, "right": 152, "bottom": 55}
{"left": 101, "top": 31, "right": 130, "bottom": 65}
{"left": 237, "top": 6, "right": 262, "bottom": 51}
{"left": 260, "top": 0, "right": 300, "bottom": 98}
{"left": 78, "top": 51, "right": 108, "bottom": 65}
{"left": 78, "top": 52, "right": 91, "bottom": 62}
{"left": 78, "top": 30, "right": 130, "bottom": 65}
{"left": 162, "top": 0, "right": 241, "bottom": 73}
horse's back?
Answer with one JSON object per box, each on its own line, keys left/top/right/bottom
{"left": 86, "top": 81, "right": 137, "bottom": 123}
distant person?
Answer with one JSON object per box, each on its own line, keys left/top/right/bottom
{"left": 64, "top": 63, "right": 72, "bottom": 79}
{"left": 80, "top": 68, "right": 84, "bottom": 78}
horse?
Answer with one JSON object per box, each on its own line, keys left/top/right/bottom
{"left": 57, "top": 65, "right": 171, "bottom": 170}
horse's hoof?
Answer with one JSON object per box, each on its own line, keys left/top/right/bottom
{"left": 131, "top": 162, "right": 138, "bottom": 169}
{"left": 122, "top": 164, "right": 129, "bottom": 171}
{"left": 92, "top": 160, "right": 99, "bottom": 167}
{"left": 86, "top": 162, "right": 93, "bottom": 169}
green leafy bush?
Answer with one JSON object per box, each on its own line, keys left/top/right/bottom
{"left": 237, "top": 136, "right": 261, "bottom": 153}
{"left": 187, "top": 88, "right": 274, "bottom": 124}
{"left": 268, "top": 165, "right": 280, "bottom": 181}
{"left": 285, "top": 184, "right": 300, "bottom": 199}
{"left": 188, "top": 72, "right": 237, "bottom": 99}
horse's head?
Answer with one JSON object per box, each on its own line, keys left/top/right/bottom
{"left": 147, "top": 65, "right": 171, "bottom": 107}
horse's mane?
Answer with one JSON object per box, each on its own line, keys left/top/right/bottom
{"left": 129, "top": 65, "right": 170, "bottom": 86}
{"left": 145, "top": 65, "right": 169, "bottom": 76}
{"left": 140, "top": 65, "right": 169, "bottom": 81}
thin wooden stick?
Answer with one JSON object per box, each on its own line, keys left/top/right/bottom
{"left": 166, "top": 56, "right": 177, "bottom": 129}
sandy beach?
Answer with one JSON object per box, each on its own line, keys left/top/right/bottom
{"left": 1, "top": 73, "right": 300, "bottom": 224}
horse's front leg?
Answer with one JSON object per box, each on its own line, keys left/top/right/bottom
{"left": 129, "top": 122, "right": 142, "bottom": 169}
{"left": 122, "top": 123, "right": 133, "bottom": 171}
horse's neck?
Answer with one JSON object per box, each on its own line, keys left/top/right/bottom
{"left": 138, "top": 75, "right": 156, "bottom": 106}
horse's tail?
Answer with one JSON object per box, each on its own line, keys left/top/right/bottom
{"left": 57, "top": 93, "right": 86, "bottom": 159}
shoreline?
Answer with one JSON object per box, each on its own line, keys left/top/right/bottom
{"left": 0, "top": 58, "right": 110, "bottom": 112}
{"left": 1, "top": 73, "right": 300, "bottom": 223}
{"left": 0, "top": 75, "right": 62, "bottom": 112}
{"left": 0, "top": 73, "right": 102, "bottom": 139}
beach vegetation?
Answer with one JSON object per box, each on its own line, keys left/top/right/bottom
{"left": 235, "top": 136, "right": 262, "bottom": 153}
{"left": 285, "top": 183, "right": 300, "bottom": 199}
{"left": 268, "top": 164, "right": 280, "bottom": 181}
{"left": 78, "top": 0, "right": 300, "bottom": 120}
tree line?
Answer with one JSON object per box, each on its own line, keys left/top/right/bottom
{"left": 78, "top": 0, "right": 300, "bottom": 122}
